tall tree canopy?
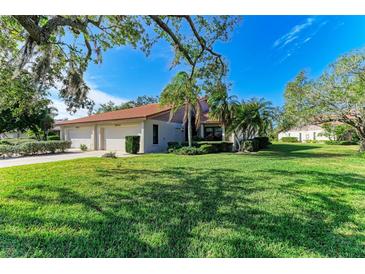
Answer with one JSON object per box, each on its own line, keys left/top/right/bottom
{"left": 0, "top": 16, "right": 240, "bottom": 113}
{"left": 0, "top": 61, "right": 55, "bottom": 138}
{"left": 283, "top": 49, "right": 365, "bottom": 150}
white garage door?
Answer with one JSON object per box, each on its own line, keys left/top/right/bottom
{"left": 104, "top": 125, "right": 141, "bottom": 152}
{"left": 68, "top": 127, "right": 92, "bottom": 149}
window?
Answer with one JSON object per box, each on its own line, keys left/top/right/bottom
{"left": 204, "top": 126, "right": 223, "bottom": 141}
{"left": 153, "top": 124, "right": 158, "bottom": 144}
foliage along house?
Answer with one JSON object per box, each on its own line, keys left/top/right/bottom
{"left": 58, "top": 99, "right": 228, "bottom": 153}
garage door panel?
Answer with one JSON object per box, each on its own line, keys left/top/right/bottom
{"left": 104, "top": 125, "right": 140, "bottom": 152}
{"left": 68, "top": 127, "right": 92, "bottom": 149}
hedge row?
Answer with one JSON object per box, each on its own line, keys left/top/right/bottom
{"left": 168, "top": 141, "right": 233, "bottom": 155}
{"left": 0, "top": 141, "right": 71, "bottom": 157}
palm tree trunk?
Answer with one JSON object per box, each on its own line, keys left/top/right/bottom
{"left": 187, "top": 104, "right": 192, "bottom": 147}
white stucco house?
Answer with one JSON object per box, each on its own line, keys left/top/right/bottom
{"left": 59, "top": 99, "right": 228, "bottom": 153}
{"left": 278, "top": 124, "right": 330, "bottom": 142}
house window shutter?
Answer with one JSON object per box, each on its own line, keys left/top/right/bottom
{"left": 153, "top": 124, "right": 159, "bottom": 144}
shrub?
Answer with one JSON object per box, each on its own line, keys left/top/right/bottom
{"left": 17, "top": 141, "right": 71, "bottom": 155}
{"left": 173, "top": 146, "right": 203, "bottom": 155}
{"left": 80, "top": 144, "right": 88, "bottom": 151}
{"left": 199, "top": 144, "right": 215, "bottom": 154}
{"left": 47, "top": 135, "right": 60, "bottom": 141}
{"left": 0, "top": 140, "right": 12, "bottom": 146}
{"left": 102, "top": 151, "right": 117, "bottom": 158}
{"left": 0, "top": 145, "right": 16, "bottom": 157}
{"left": 125, "top": 136, "right": 140, "bottom": 154}
{"left": 0, "top": 141, "right": 71, "bottom": 157}
{"left": 281, "top": 137, "right": 299, "bottom": 143}
{"left": 241, "top": 139, "right": 260, "bottom": 152}
{"left": 253, "top": 137, "right": 270, "bottom": 149}
{"left": 167, "top": 142, "right": 181, "bottom": 150}
{"left": 196, "top": 141, "right": 233, "bottom": 153}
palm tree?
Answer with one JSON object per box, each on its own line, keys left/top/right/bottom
{"left": 160, "top": 71, "right": 202, "bottom": 147}
{"left": 227, "top": 98, "right": 275, "bottom": 151}
{"left": 207, "top": 85, "right": 238, "bottom": 140}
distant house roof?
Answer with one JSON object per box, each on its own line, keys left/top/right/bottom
{"left": 58, "top": 104, "right": 171, "bottom": 125}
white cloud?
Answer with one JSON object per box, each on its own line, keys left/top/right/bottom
{"left": 273, "top": 17, "right": 329, "bottom": 64}
{"left": 48, "top": 81, "right": 128, "bottom": 120}
{"left": 273, "top": 17, "right": 315, "bottom": 48}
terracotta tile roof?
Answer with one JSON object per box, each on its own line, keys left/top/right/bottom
{"left": 58, "top": 103, "right": 171, "bottom": 125}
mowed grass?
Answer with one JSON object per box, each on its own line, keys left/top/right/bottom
{"left": 0, "top": 143, "right": 364, "bottom": 257}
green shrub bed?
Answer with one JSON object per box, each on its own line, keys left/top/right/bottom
{"left": 0, "top": 141, "right": 71, "bottom": 157}
{"left": 168, "top": 141, "right": 233, "bottom": 155}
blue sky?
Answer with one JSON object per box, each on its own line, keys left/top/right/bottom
{"left": 54, "top": 16, "right": 365, "bottom": 119}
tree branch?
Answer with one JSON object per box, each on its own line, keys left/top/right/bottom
{"left": 149, "top": 15, "right": 194, "bottom": 66}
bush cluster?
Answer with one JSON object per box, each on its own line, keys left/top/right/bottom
{"left": 173, "top": 146, "right": 203, "bottom": 155}
{"left": 253, "top": 137, "right": 270, "bottom": 149}
{"left": 240, "top": 137, "right": 270, "bottom": 153}
{"left": 168, "top": 141, "right": 233, "bottom": 155}
{"left": 0, "top": 141, "right": 71, "bottom": 157}
{"left": 80, "top": 144, "right": 88, "bottom": 151}
{"left": 241, "top": 139, "right": 260, "bottom": 152}
{"left": 125, "top": 136, "right": 140, "bottom": 154}
{"left": 281, "top": 137, "right": 299, "bottom": 143}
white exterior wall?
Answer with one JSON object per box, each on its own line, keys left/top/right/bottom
{"left": 143, "top": 119, "right": 184, "bottom": 153}
{"left": 64, "top": 126, "right": 94, "bottom": 149}
{"left": 101, "top": 123, "right": 143, "bottom": 153}
{"left": 278, "top": 128, "right": 329, "bottom": 142}
{"left": 61, "top": 119, "right": 184, "bottom": 153}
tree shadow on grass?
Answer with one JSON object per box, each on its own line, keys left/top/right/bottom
{"left": 1, "top": 164, "right": 364, "bottom": 257}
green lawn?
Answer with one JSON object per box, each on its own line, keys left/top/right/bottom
{"left": 0, "top": 143, "right": 364, "bottom": 257}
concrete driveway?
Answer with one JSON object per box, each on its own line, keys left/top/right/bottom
{"left": 0, "top": 150, "right": 134, "bottom": 168}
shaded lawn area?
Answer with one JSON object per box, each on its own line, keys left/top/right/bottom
{"left": 0, "top": 143, "right": 364, "bottom": 257}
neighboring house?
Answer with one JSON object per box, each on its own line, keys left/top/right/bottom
{"left": 278, "top": 124, "right": 330, "bottom": 142}
{"left": 58, "top": 99, "right": 228, "bottom": 153}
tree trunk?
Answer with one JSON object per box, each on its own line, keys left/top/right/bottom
{"left": 359, "top": 138, "right": 365, "bottom": 152}
{"left": 234, "top": 131, "right": 241, "bottom": 152}
{"left": 187, "top": 104, "right": 192, "bottom": 147}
